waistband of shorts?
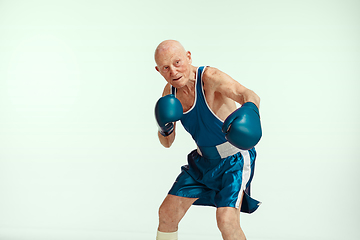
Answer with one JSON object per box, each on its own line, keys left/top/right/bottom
{"left": 197, "top": 141, "right": 241, "bottom": 159}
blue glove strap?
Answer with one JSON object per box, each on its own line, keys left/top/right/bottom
{"left": 159, "top": 122, "right": 174, "bottom": 136}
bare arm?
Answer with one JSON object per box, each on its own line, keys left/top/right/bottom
{"left": 157, "top": 83, "right": 176, "bottom": 148}
{"left": 158, "top": 123, "right": 176, "bottom": 148}
{"left": 204, "top": 67, "right": 260, "bottom": 108}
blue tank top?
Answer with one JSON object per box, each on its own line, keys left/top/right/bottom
{"left": 171, "top": 66, "right": 227, "bottom": 147}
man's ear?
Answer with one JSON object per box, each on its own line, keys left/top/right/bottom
{"left": 155, "top": 66, "right": 159, "bottom": 72}
{"left": 187, "top": 51, "right": 192, "bottom": 64}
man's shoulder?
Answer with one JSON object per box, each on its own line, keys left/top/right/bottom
{"left": 202, "top": 66, "right": 224, "bottom": 83}
{"left": 203, "top": 66, "right": 218, "bottom": 77}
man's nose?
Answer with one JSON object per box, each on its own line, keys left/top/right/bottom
{"left": 169, "top": 66, "right": 177, "bottom": 76}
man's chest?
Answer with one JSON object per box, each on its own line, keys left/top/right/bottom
{"left": 177, "top": 87, "right": 222, "bottom": 114}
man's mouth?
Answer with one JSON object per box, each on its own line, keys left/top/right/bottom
{"left": 173, "top": 76, "right": 182, "bottom": 81}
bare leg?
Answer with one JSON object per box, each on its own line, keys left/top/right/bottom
{"left": 216, "top": 207, "right": 246, "bottom": 240}
{"left": 216, "top": 192, "right": 246, "bottom": 240}
{"left": 158, "top": 194, "right": 198, "bottom": 232}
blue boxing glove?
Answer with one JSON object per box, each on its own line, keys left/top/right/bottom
{"left": 222, "top": 102, "right": 262, "bottom": 150}
{"left": 155, "top": 94, "right": 183, "bottom": 136}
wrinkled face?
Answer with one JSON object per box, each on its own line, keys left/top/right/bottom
{"left": 155, "top": 44, "right": 192, "bottom": 88}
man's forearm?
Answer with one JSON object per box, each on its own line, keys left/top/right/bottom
{"left": 158, "top": 131, "right": 175, "bottom": 148}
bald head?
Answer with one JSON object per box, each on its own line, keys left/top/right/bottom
{"left": 154, "top": 40, "right": 187, "bottom": 65}
{"left": 154, "top": 40, "right": 193, "bottom": 88}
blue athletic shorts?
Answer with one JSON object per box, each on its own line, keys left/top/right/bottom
{"left": 168, "top": 146, "right": 261, "bottom": 213}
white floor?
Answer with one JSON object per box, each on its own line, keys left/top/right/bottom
{"left": 0, "top": 228, "right": 297, "bottom": 240}
{"left": 1, "top": 225, "right": 359, "bottom": 240}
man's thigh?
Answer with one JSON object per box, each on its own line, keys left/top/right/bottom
{"left": 160, "top": 194, "right": 198, "bottom": 215}
{"left": 158, "top": 195, "right": 198, "bottom": 232}
{"left": 216, "top": 191, "right": 243, "bottom": 224}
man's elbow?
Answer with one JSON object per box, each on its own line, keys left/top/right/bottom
{"left": 162, "top": 142, "right": 171, "bottom": 148}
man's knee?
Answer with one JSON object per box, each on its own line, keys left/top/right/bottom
{"left": 216, "top": 213, "right": 233, "bottom": 230}
{"left": 216, "top": 207, "right": 240, "bottom": 231}
{"left": 158, "top": 202, "right": 178, "bottom": 226}
{"left": 216, "top": 207, "right": 247, "bottom": 240}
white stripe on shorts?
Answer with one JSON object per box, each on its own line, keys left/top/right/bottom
{"left": 235, "top": 150, "right": 251, "bottom": 208}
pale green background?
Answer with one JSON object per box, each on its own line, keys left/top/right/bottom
{"left": 0, "top": 0, "right": 359, "bottom": 239}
